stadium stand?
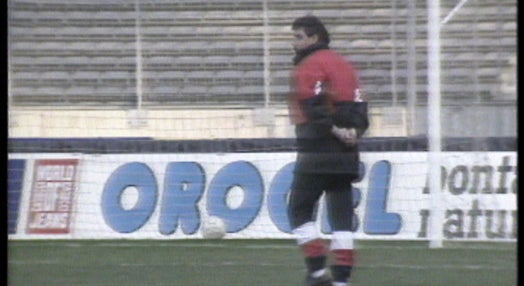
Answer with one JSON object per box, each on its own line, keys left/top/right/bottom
{"left": 8, "top": 0, "right": 516, "bottom": 107}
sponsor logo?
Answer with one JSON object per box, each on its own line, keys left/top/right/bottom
{"left": 26, "top": 159, "right": 79, "bottom": 234}
{"left": 101, "top": 160, "right": 401, "bottom": 235}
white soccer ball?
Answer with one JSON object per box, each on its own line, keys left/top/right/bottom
{"left": 201, "top": 216, "right": 227, "bottom": 239}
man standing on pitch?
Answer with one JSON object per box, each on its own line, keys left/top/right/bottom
{"left": 287, "top": 15, "right": 369, "bottom": 286}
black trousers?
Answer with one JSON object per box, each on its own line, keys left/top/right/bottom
{"left": 288, "top": 173, "right": 356, "bottom": 231}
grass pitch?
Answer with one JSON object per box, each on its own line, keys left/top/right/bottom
{"left": 8, "top": 240, "right": 516, "bottom": 286}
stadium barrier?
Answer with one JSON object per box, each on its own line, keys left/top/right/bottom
{"left": 8, "top": 137, "right": 516, "bottom": 242}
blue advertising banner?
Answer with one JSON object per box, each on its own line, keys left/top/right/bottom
{"left": 8, "top": 159, "right": 26, "bottom": 234}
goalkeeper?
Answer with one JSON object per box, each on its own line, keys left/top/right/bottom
{"left": 287, "top": 15, "right": 369, "bottom": 286}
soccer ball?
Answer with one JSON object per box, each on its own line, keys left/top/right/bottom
{"left": 201, "top": 216, "right": 227, "bottom": 239}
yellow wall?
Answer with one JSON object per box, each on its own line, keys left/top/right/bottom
{"left": 8, "top": 106, "right": 408, "bottom": 139}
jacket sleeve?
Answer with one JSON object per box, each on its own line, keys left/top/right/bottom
{"left": 298, "top": 94, "right": 333, "bottom": 127}
{"left": 294, "top": 61, "right": 333, "bottom": 126}
{"left": 332, "top": 101, "right": 369, "bottom": 137}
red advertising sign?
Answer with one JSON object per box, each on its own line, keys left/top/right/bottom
{"left": 26, "top": 159, "right": 79, "bottom": 234}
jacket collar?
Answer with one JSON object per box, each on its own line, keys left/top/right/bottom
{"left": 293, "top": 42, "right": 330, "bottom": 65}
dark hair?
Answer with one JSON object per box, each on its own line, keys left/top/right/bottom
{"left": 292, "top": 15, "right": 330, "bottom": 45}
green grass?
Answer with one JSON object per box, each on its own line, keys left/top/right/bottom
{"left": 8, "top": 240, "right": 517, "bottom": 286}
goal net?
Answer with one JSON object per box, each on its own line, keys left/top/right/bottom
{"left": 8, "top": 0, "right": 516, "bottom": 243}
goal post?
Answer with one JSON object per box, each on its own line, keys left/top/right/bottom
{"left": 427, "top": 0, "right": 443, "bottom": 248}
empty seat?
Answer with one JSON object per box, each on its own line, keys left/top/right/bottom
{"left": 350, "top": 39, "right": 376, "bottom": 48}
{"left": 271, "top": 84, "right": 289, "bottom": 94}
{"left": 212, "top": 85, "right": 237, "bottom": 95}
{"left": 38, "top": 71, "right": 71, "bottom": 80}
{"left": 151, "top": 85, "right": 180, "bottom": 94}
{"left": 13, "top": 71, "right": 42, "bottom": 80}
{"left": 215, "top": 70, "right": 244, "bottom": 80}
{"left": 503, "top": 22, "right": 516, "bottom": 31}
{"left": 232, "top": 55, "right": 263, "bottom": 63}
{"left": 245, "top": 70, "right": 264, "bottom": 79}
{"left": 95, "top": 42, "right": 135, "bottom": 50}
{"left": 238, "top": 85, "right": 263, "bottom": 94}
{"left": 181, "top": 85, "right": 207, "bottom": 95}
{"left": 175, "top": 55, "right": 204, "bottom": 62}
{"left": 143, "top": 71, "right": 185, "bottom": 80}
{"left": 8, "top": 0, "right": 516, "bottom": 108}
{"left": 36, "top": 86, "right": 65, "bottom": 96}
{"left": 203, "top": 55, "right": 232, "bottom": 69}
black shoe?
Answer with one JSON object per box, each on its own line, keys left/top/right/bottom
{"left": 304, "top": 273, "right": 332, "bottom": 286}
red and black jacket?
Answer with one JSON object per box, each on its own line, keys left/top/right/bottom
{"left": 288, "top": 43, "right": 369, "bottom": 175}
